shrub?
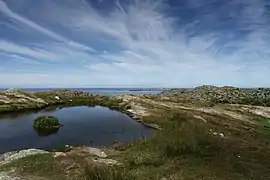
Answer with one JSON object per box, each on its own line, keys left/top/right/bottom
{"left": 33, "top": 116, "right": 62, "bottom": 130}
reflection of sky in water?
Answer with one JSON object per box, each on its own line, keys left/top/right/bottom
{"left": 0, "top": 106, "right": 155, "bottom": 153}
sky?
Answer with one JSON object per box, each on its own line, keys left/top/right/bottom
{"left": 0, "top": 0, "right": 270, "bottom": 88}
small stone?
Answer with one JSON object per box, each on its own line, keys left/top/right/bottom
{"left": 219, "top": 133, "right": 225, "bottom": 138}
{"left": 86, "top": 147, "right": 107, "bottom": 158}
{"left": 213, "top": 132, "right": 218, "bottom": 136}
{"left": 55, "top": 96, "right": 60, "bottom": 100}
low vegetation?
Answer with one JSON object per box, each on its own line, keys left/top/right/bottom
{"left": 1, "top": 87, "right": 270, "bottom": 179}
{"left": 33, "top": 116, "right": 62, "bottom": 130}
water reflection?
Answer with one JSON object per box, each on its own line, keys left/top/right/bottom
{"left": 0, "top": 106, "right": 155, "bottom": 154}
{"left": 34, "top": 127, "right": 60, "bottom": 136}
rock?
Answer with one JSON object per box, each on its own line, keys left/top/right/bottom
{"left": 0, "top": 89, "right": 47, "bottom": 105}
{"left": 159, "top": 85, "right": 270, "bottom": 106}
{"left": 65, "top": 144, "right": 72, "bottom": 148}
{"left": 219, "top": 133, "right": 225, "bottom": 138}
{"left": 0, "top": 149, "right": 49, "bottom": 164}
{"left": 4, "top": 88, "right": 18, "bottom": 93}
{"left": 86, "top": 147, "right": 107, "bottom": 158}
{"left": 193, "top": 115, "right": 207, "bottom": 123}
{"left": 130, "top": 114, "right": 139, "bottom": 120}
{"left": 143, "top": 123, "right": 162, "bottom": 130}
{"left": 54, "top": 96, "right": 60, "bottom": 100}
{"left": 53, "top": 152, "right": 66, "bottom": 158}
{"left": 92, "top": 158, "right": 121, "bottom": 166}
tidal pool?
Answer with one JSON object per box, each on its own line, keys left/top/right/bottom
{"left": 0, "top": 106, "right": 155, "bottom": 154}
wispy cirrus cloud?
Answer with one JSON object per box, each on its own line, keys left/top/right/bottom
{"left": 0, "top": 0, "right": 269, "bottom": 88}
{"left": 0, "top": 0, "right": 95, "bottom": 52}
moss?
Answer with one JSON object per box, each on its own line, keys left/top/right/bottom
{"left": 0, "top": 105, "right": 17, "bottom": 113}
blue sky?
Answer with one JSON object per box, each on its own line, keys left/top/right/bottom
{"left": 0, "top": 0, "right": 270, "bottom": 88}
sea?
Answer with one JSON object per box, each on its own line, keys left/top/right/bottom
{"left": 0, "top": 88, "right": 165, "bottom": 96}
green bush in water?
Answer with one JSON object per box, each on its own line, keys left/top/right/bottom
{"left": 33, "top": 116, "right": 62, "bottom": 130}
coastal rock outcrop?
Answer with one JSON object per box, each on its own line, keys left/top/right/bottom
{"left": 160, "top": 85, "right": 270, "bottom": 106}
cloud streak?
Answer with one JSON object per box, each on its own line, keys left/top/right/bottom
{"left": 0, "top": 0, "right": 269, "bottom": 87}
{"left": 0, "top": 0, "right": 95, "bottom": 51}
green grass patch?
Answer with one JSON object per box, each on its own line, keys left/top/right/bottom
{"left": 115, "top": 109, "right": 270, "bottom": 179}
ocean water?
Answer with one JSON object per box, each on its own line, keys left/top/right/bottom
{"left": 1, "top": 88, "right": 164, "bottom": 96}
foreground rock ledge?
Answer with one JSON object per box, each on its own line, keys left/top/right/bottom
{"left": 0, "top": 149, "right": 49, "bottom": 165}
{"left": 0, "top": 147, "right": 120, "bottom": 166}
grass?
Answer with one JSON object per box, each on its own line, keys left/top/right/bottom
{"left": 0, "top": 105, "right": 17, "bottom": 113}
{"left": 1, "top": 94, "right": 270, "bottom": 179}
{"left": 84, "top": 165, "right": 131, "bottom": 180}
{"left": 114, "top": 108, "right": 270, "bottom": 180}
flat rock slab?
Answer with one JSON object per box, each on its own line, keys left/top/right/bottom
{"left": 92, "top": 158, "right": 120, "bottom": 166}
{"left": 0, "top": 149, "right": 49, "bottom": 165}
{"left": 84, "top": 147, "right": 107, "bottom": 158}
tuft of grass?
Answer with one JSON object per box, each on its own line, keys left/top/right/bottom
{"left": 84, "top": 165, "right": 132, "bottom": 180}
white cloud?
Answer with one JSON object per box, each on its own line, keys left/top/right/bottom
{"left": 0, "top": 0, "right": 269, "bottom": 87}
{"left": 0, "top": 40, "right": 57, "bottom": 61}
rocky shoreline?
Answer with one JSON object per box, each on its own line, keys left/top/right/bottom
{"left": 0, "top": 89, "right": 125, "bottom": 113}
{"left": 0, "top": 89, "right": 161, "bottom": 130}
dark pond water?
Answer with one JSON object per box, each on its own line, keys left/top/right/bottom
{"left": 0, "top": 106, "right": 155, "bottom": 154}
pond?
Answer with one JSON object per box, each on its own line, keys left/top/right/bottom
{"left": 0, "top": 106, "right": 155, "bottom": 154}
